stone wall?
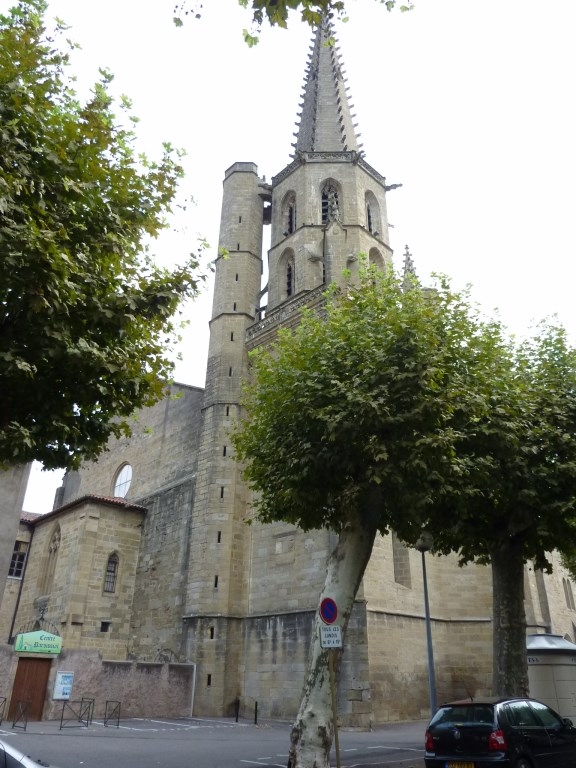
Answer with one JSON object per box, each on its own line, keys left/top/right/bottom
{"left": 130, "top": 479, "right": 196, "bottom": 660}
{"left": 12, "top": 501, "right": 144, "bottom": 659}
{"left": 0, "top": 648, "right": 195, "bottom": 721}
{"left": 0, "top": 465, "right": 31, "bottom": 600}
{"left": 58, "top": 384, "right": 203, "bottom": 507}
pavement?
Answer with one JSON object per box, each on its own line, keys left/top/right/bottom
{"left": 0, "top": 715, "right": 427, "bottom": 768}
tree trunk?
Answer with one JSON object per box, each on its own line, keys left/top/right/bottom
{"left": 490, "top": 539, "right": 529, "bottom": 697}
{"left": 288, "top": 513, "right": 378, "bottom": 768}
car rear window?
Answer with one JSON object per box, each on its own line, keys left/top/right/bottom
{"left": 430, "top": 705, "right": 495, "bottom": 726}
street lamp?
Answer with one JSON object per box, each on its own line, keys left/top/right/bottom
{"left": 416, "top": 531, "right": 437, "bottom": 715}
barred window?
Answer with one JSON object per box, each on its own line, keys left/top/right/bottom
{"left": 9, "top": 541, "right": 28, "bottom": 579}
{"left": 104, "top": 554, "right": 119, "bottom": 593}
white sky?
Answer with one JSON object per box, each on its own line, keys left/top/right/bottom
{"left": 8, "top": 0, "right": 576, "bottom": 512}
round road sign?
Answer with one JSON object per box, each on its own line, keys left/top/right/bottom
{"left": 319, "top": 597, "right": 338, "bottom": 624}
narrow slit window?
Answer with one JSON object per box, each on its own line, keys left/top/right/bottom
{"left": 287, "top": 204, "right": 295, "bottom": 233}
{"left": 214, "top": 575, "right": 219, "bottom": 588}
{"left": 223, "top": 446, "right": 227, "bottom": 456}
{"left": 230, "top": 332, "right": 234, "bottom": 341}
{"left": 287, "top": 262, "right": 294, "bottom": 297}
{"left": 207, "top": 674, "right": 212, "bottom": 687}
{"left": 210, "top": 627, "right": 215, "bottom": 639}
{"left": 220, "top": 487, "right": 224, "bottom": 498}
{"left": 217, "top": 531, "right": 221, "bottom": 543}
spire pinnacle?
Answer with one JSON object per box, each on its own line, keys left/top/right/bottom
{"left": 402, "top": 245, "right": 419, "bottom": 289}
{"left": 292, "top": 16, "right": 361, "bottom": 155}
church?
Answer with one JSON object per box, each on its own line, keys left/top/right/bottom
{"left": 1, "top": 16, "right": 576, "bottom": 726}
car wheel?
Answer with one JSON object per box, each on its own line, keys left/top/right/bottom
{"left": 516, "top": 759, "right": 532, "bottom": 768}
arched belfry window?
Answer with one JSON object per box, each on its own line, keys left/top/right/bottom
{"left": 365, "top": 191, "right": 381, "bottom": 236}
{"left": 282, "top": 191, "right": 296, "bottom": 236}
{"left": 369, "top": 247, "right": 385, "bottom": 272}
{"left": 113, "top": 463, "right": 132, "bottom": 498}
{"left": 40, "top": 525, "right": 61, "bottom": 595}
{"left": 104, "top": 553, "right": 119, "bottom": 594}
{"left": 321, "top": 180, "right": 341, "bottom": 224}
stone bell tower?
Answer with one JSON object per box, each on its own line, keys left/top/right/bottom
{"left": 265, "top": 16, "right": 394, "bottom": 314}
{"left": 184, "top": 15, "right": 398, "bottom": 720}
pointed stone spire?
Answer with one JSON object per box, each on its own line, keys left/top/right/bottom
{"left": 292, "top": 15, "right": 361, "bottom": 154}
{"left": 402, "top": 245, "right": 419, "bottom": 290}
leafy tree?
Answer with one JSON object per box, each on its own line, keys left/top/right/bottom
{"left": 174, "top": 0, "right": 414, "bottom": 43}
{"left": 427, "top": 320, "right": 576, "bottom": 696}
{"left": 232, "top": 268, "right": 518, "bottom": 767}
{"left": 0, "top": 0, "right": 205, "bottom": 470}
{"left": 233, "top": 265, "right": 576, "bottom": 765}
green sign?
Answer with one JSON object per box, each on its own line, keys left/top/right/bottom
{"left": 14, "top": 630, "right": 62, "bottom": 655}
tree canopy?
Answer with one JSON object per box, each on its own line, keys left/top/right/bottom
{"left": 233, "top": 268, "right": 515, "bottom": 541}
{"left": 233, "top": 265, "right": 576, "bottom": 739}
{"left": 0, "top": 0, "right": 205, "bottom": 470}
{"left": 174, "top": 0, "right": 414, "bottom": 42}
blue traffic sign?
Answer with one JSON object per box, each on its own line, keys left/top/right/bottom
{"left": 319, "top": 597, "right": 338, "bottom": 624}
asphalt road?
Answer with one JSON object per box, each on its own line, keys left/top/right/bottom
{"left": 0, "top": 716, "right": 427, "bottom": 768}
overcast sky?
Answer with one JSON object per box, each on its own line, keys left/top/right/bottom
{"left": 8, "top": 0, "right": 576, "bottom": 512}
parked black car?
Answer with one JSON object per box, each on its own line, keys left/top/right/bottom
{"left": 424, "top": 697, "right": 576, "bottom": 768}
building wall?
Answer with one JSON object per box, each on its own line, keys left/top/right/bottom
{"left": 130, "top": 479, "right": 196, "bottom": 661}
{"left": 13, "top": 501, "right": 144, "bottom": 660}
{"left": 58, "top": 384, "right": 203, "bottom": 507}
{"left": 0, "top": 522, "right": 33, "bottom": 643}
{"left": 0, "top": 647, "right": 195, "bottom": 721}
{"left": 0, "top": 464, "right": 31, "bottom": 601}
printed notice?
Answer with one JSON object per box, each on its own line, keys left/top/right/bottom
{"left": 53, "top": 671, "right": 74, "bottom": 700}
{"left": 320, "top": 625, "right": 342, "bottom": 648}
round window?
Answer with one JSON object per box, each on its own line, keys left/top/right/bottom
{"left": 114, "top": 464, "right": 132, "bottom": 498}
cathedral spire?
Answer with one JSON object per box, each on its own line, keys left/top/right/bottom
{"left": 292, "top": 16, "right": 362, "bottom": 155}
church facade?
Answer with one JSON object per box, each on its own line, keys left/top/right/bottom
{"left": 2, "top": 18, "right": 576, "bottom": 726}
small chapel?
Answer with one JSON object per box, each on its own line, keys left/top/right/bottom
{"left": 1, "top": 16, "right": 575, "bottom": 725}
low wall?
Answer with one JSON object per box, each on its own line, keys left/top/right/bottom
{"left": 0, "top": 646, "right": 195, "bottom": 720}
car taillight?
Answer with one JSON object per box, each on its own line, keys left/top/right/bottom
{"left": 425, "top": 730, "right": 435, "bottom": 752}
{"left": 488, "top": 729, "right": 507, "bottom": 751}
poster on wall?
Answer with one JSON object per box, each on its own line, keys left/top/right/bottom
{"left": 53, "top": 671, "right": 74, "bottom": 700}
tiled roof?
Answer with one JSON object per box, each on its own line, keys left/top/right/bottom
{"left": 20, "top": 510, "right": 42, "bottom": 523}
{"left": 27, "top": 494, "right": 146, "bottom": 524}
